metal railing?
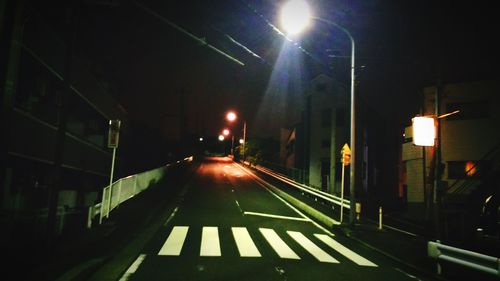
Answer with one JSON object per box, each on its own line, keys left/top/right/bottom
{"left": 87, "top": 156, "right": 193, "bottom": 228}
{"left": 428, "top": 240, "right": 500, "bottom": 277}
{"left": 259, "top": 160, "right": 309, "bottom": 184}
{"left": 243, "top": 161, "right": 350, "bottom": 209}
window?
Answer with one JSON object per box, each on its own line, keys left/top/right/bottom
{"left": 321, "top": 108, "right": 331, "bottom": 127}
{"left": 448, "top": 161, "right": 489, "bottom": 179}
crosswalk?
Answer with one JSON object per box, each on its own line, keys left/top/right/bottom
{"left": 157, "top": 226, "right": 377, "bottom": 267}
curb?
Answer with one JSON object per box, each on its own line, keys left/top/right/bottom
{"left": 337, "top": 226, "right": 446, "bottom": 281}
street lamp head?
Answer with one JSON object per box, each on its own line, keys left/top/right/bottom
{"left": 226, "top": 111, "right": 237, "bottom": 122}
{"left": 218, "top": 135, "right": 225, "bottom": 141}
{"left": 280, "top": 0, "right": 311, "bottom": 35}
{"left": 222, "top": 129, "right": 230, "bottom": 136}
{"left": 412, "top": 116, "right": 436, "bottom": 146}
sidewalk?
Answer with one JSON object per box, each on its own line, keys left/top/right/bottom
{"left": 338, "top": 219, "right": 439, "bottom": 280}
{"left": 337, "top": 217, "right": 499, "bottom": 281}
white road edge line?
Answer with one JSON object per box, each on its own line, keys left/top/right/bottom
{"left": 118, "top": 254, "right": 146, "bottom": 281}
{"left": 395, "top": 268, "right": 422, "bottom": 280}
{"left": 243, "top": 211, "right": 310, "bottom": 222}
{"left": 164, "top": 206, "right": 179, "bottom": 226}
{"left": 234, "top": 163, "right": 335, "bottom": 237}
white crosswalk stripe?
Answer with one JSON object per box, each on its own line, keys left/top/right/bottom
{"left": 157, "top": 226, "right": 375, "bottom": 266}
{"left": 200, "top": 226, "right": 221, "bottom": 256}
{"left": 288, "top": 231, "right": 339, "bottom": 263}
{"left": 314, "top": 234, "right": 378, "bottom": 267}
{"left": 260, "top": 228, "right": 300, "bottom": 260}
{"left": 158, "top": 226, "right": 189, "bottom": 256}
{"left": 232, "top": 227, "right": 262, "bottom": 257}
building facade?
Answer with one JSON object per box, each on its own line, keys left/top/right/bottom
{"left": 1, "top": 1, "right": 127, "bottom": 242}
{"left": 402, "top": 80, "right": 500, "bottom": 221}
{"left": 280, "top": 73, "right": 402, "bottom": 212}
{"left": 305, "top": 74, "right": 349, "bottom": 193}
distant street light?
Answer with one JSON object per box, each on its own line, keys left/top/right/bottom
{"left": 281, "top": 0, "right": 357, "bottom": 224}
{"left": 218, "top": 135, "right": 225, "bottom": 141}
{"left": 199, "top": 137, "right": 204, "bottom": 142}
{"left": 226, "top": 111, "right": 247, "bottom": 159}
{"left": 221, "top": 129, "right": 232, "bottom": 155}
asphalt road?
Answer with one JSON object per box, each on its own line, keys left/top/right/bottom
{"left": 109, "top": 157, "right": 431, "bottom": 281}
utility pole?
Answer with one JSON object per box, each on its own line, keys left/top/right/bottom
{"left": 434, "top": 77, "right": 443, "bottom": 240}
{"left": 47, "top": 1, "right": 79, "bottom": 251}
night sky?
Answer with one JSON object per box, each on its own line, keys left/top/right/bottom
{"left": 34, "top": 0, "right": 499, "bottom": 140}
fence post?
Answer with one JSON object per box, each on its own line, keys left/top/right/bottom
{"left": 58, "top": 206, "right": 65, "bottom": 235}
{"left": 133, "top": 176, "right": 137, "bottom": 195}
{"left": 117, "top": 179, "right": 123, "bottom": 207}
{"left": 378, "top": 206, "right": 383, "bottom": 230}
{"left": 87, "top": 205, "right": 93, "bottom": 229}
{"left": 99, "top": 187, "right": 106, "bottom": 224}
{"left": 106, "top": 187, "right": 111, "bottom": 218}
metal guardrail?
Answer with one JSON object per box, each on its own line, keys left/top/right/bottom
{"left": 87, "top": 156, "right": 193, "bottom": 228}
{"left": 428, "top": 240, "right": 500, "bottom": 277}
{"left": 243, "top": 161, "right": 350, "bottom": 209}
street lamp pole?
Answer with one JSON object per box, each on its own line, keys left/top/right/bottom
{"left": 242, "top": 121, "right": 247, "bottom": 160}
{"left": 314, "top": 17, "right": 356, "bottom": 224}
{"left": 280, "top": 0, "right": 357, "bottom": 224}
{"left": 226, "top": 111, "right": 247, "bottom": 160}
{"left": 231, "top": 135, "right": 235, "bottom": 156}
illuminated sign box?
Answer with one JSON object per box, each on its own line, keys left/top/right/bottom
{"left": 412, "top": 117, "right": 435, "bottom": 146}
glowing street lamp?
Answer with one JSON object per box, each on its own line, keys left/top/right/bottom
{"left": 412, "top": 117, "right": 436, "bottom": 147}
{"left": 226, "top": 111, "right": 237, "bottom": 122}
{"left": 218, "top": 135, "right": 225, "bottom": 141}
{"left": 281, "top": 0, "right": 357, "bottom": 224}
{"left": 222, "top": 129, "right": 230, "bottom": 136}
{"left": 280, "top": 0, "right": 311, "bottom": 35}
